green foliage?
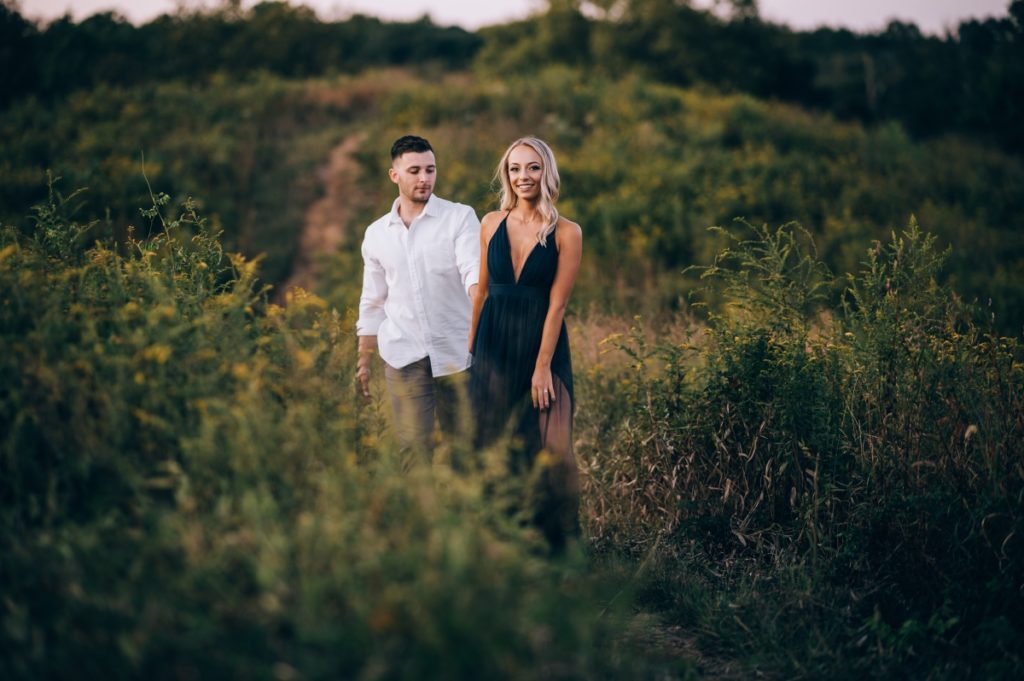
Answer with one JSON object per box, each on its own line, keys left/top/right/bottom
{"left": 0, "top": 186, "right": 666, "bottom": 680}
{"left": 6, "top": 0, "right": 1023, "bottom": 153}
{"left": 697, "top": 222, "right": 832, "bottom": 328}
{"left": 1, "top": 1, "right": 480, "bottom": 106}
{"left": 326, "top": 68, "right": 1024, "bottom": 332}
{"left": 0, "top": 73, "right": 387, "bottom": 286}
{"left": 6, "top": 66, "right": 1023, "bottom": 329}
{"left": 479, "top": 1, "right": 1024, "bottom": 154}
{"left": 580, "top": 220, "right": 1024, "bottom": 677}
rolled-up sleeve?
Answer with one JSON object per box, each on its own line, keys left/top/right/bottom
{"left": 454, "top": 206, "right": 481, "bottom": 296}
{"left": 356, "top": 235, "right": 387, "bottom": 336}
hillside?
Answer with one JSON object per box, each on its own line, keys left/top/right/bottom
{"left": 4, "top": 68, "right": 1023, "bottom": 330}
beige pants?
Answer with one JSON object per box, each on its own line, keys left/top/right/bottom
{"left": 384, "top": 357, "right": 467, "bottom": 461}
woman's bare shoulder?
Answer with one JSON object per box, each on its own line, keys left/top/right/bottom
{"left": 556, "top": 216, "right": 582, "bottom": 241}
{"left": 481, "top": 210, "right": 506, "bottom": 225}
{"left": 481, "top": 210, "right": 505, "bottom": 238}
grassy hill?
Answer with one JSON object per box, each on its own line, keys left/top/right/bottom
{"left": 4, "top": 67, "right": 1023, "bottom": 330}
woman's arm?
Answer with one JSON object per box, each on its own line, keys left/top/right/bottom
{"left": 532, "top": 218, "right": 583, "bottom": 410}
{"left": 468, "top": 211, "right": 502, "bottom": 351}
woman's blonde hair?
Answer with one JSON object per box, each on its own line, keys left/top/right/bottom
{"left": 495, "top": 137, "right": 560, "bottom": 246}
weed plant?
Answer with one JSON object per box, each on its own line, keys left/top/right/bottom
{"left": 579, "top": 220, "right": 1023, "bottom": 678}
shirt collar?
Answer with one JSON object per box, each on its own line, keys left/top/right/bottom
{"left": 387, "top": 194, "right": 440, "bottom": 226}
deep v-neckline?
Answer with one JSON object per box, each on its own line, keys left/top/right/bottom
{"left": 504, "top": 218, "right": 541, "bottom": 285}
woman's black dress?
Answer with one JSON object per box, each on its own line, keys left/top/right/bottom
{"left": 470, "top": 215, "right": 574, "bottom": 462}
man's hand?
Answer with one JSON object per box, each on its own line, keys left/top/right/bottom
{"left": 468, "top": 283, "right": 480, "bottom": 351}
{"left": 356, "top": 335, "right": 378, "bottom": 401}
{"left": 356, "top": 360, "right": 372, "bottom": 400}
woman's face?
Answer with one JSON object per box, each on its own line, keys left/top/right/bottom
{"left": 507, "top": 145, "right": 543, "bottom": 202}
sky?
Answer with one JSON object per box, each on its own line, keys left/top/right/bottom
{"left": 17, "top": 0, "right": 1014, "bottom": 34}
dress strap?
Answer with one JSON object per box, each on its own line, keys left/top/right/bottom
{"left": 494, "top": 210, "right": 513, "bottom": 242}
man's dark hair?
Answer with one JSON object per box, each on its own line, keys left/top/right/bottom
{"left": 390, "top": 135, "right": 433, "bottom": 160}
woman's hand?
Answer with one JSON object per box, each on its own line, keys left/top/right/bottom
{"left": 531, "top": 365, "right": 555, "bottom": 411}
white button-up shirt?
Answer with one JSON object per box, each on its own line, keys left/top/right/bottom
{"left": 357, "top": 194, "right": 480, "bottom": 377}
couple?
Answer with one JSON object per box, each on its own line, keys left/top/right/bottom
{"left": 355, "top": 134, "right": 581, "bottom": 547}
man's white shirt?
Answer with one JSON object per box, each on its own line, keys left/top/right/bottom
{"left": 357, "top": 194, "right": 480, "bottom": 377}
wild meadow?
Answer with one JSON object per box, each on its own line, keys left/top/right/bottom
{"left": 2, "top": 2, "right": 1023, "bottom": 678}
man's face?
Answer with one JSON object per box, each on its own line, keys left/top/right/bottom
{"left": 389, "top": 150, "right": 436, "bottom": 204}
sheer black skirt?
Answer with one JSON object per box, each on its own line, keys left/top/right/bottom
{"left": 470, "top": 286, "right": 577, "bottom": 547}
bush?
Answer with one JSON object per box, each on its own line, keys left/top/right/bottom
{"left": 579, "top": 219, "right": 1024, "bottom": 677}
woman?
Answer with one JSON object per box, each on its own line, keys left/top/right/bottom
{"left": 469, "top": 137, "right": 582, "bottom": 548}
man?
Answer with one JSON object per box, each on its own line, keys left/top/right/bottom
{"left": 356, "top": 135, "right": 480, "bottom": 457}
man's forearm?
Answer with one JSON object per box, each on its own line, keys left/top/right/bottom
{"left": 357, "top": 335, "right": 378, "bottom": 366}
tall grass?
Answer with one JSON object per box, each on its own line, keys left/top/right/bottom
{"left": 578, "top": 219, "right": 1024, "bottom": 677}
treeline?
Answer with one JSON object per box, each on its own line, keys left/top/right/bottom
{"left": 4, "top": 0, "right": 1021, "bottom": 153}
{"left": 479, "top": 0, "right": 1024, "bottom": 153}
{"left": 0, "top": 1, "right": 481, "bottom": 106}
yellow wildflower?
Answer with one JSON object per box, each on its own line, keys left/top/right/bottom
{"left": 141, "top": 344, "right": 172, "bottom": 364}
{"left": 293, "top": 349, "right": 314, "bottom": 370}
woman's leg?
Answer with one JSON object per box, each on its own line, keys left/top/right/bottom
{"left": 533, "top": 376, "right": 579, "bottom": 550}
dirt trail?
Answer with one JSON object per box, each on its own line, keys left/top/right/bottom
{"left": 277, "top": 133, "right": 365, "bottom": 300}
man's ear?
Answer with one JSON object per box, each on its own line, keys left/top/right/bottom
{"left": 388, "top": 166, "right": 398, "bottom": 184}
